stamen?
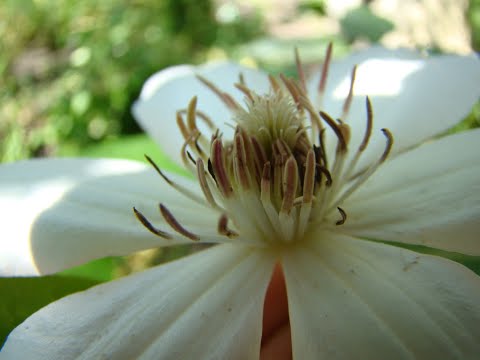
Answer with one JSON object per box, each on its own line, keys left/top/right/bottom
{"left": 319, "top": 111, "right": 347, "bottom": 152}
{"left": 133, "top": 207, "right": 172, "bottom": 239}
{"left": 145, "top": 154, "right": 206, "bottom": 205}
{"left": 329, "top": 127, "right": 394, "bottom": 211}
{"left": 281, "top": 156, "right": 298, "bottom": 214}
{"left": 233, "top": 132, "right": 250, "bottom": 190}
{"left": 279, "top": 74, "right": 302, "bottom": 110}
{"left": 211, "top": 139, "right": 233, "bottom": 197}
{"left": 294, "top": 47, "right": 307, "bottom": 92}
{"left": 379, "top": 128, "right": 394, "bottom": 163}
{"left": 335, "top": 207, "right": 347, "bottom": 225}
{"left": 302, "top": 150, "right": 315, "bottom": 203}
{"left": 196, "top": 158, "right": 220, "bottom": 209}
{"left": 235, "top": 82, "right": 255, "bottom": 103}
{"left": 342, "top": 65, "right": 357, "bottom": 120}
{"left": 359, "top": 97, "right": 373, "bottom": 152}
{"left": 316, "top": 165, "right": 332, "bottom": 186}
{"left": 268, "top": 75, "right": 281, "bottom": 93}
{"left": 238, "top": 72, "right": 245, "bottom": 85}
{"left": 196, "top": 74, "right": 240, "bottom": 111}
{"left": 186, "top": 96, "right": 198, "bottom": 132}
{"left": 297, "top": 150, "right": 315, "bottom": 237}
{"left": 159, "top": 204, "right": 199, "bottom": 241}
{"left": 176, "top": 111, "right": 190, "bottom": 141}
{"left": 318, "top": 42, "right": 333, "bottom": 96}
{"left": 187, "top": 151, "right": 197, "bottom": 166}
{"left": 218, "top": 214, "right": 239, "bottom": 238}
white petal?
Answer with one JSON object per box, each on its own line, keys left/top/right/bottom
{"left": 0, "top": 158, "right": 218, "bottom": 276}
{"left": 132, "top": 62, "right": 270, "bottom": 166}
{"left": 342, "top": 129, "right": 480, "bottom": 255}
{"left": 1, "top": 244, "right": 275, "bottom": 360}
{"left": 282, "top": 232, "right": 480, "bottom": 360}
{"left": 309, "top": 47, "right": 480, "bottom": 170}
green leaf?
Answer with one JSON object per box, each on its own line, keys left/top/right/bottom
{"left": 78, "top": 134, "right": 187, "bottom": 175}
{"left": 59, "top": 257, "right": 122, "bottom": 282}
{"left": 0, "top": 276, "right": 100, "bottom": 346}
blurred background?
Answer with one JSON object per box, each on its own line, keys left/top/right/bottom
{"left": 1, "top": 0, "right": 480, "bottom": 344}
{"left": 1, "top": 0, "right": 479, "bottom": 163}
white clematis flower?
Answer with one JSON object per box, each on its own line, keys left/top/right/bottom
{"left": 1, "top": 46, "right": 480, "bottom": 359}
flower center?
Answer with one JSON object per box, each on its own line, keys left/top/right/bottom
{"left": 134, "top": 46, "right": 394, "bottom": 248}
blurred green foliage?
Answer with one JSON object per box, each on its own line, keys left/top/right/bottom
{"left": 468, "top": 0, "right": 480, "bottom": 51}
{"left": 0, "top": 0, "right": 264, "bottom": 162}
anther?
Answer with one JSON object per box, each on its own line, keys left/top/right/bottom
{"left": 233, "top": 132, "right": 250, "bottom": 190}
{"left": 186, "top": 96, "right": 198, "bottom": 132}
{"left": 145, "top": 155, "right": 172, "bottom": 185}
{"left": 294, "top": 47, "right": 307, "bottom": 92}
{"left": 342, "top": 65, "right": 357, "bottom": 120}
{"left": 159, "top": 204, "right": 199, "bottom": 241}
{"left": 318, "top": 42, "right": 333, "bottom": 96}
{"left": 268, "top": 75, "right": 281, "bottom": 93}
{"left": 319, "top": 111, "right": 347, "bottom": 152}
{"left": 302, "top": 150, "right": 316, "bottom": 203}
{"left": 196, "top": 74, "right": 240, "bottom": 111}
{"left": 359, "top": 96, "right": 373, "bottom": 152}
{"left": 380, "top": 128, "right": 394, "bottom": 163}
{"left": 218, "top": 214, "right": 239, "bottom": 238}
{"left": 235, "top": 82, "right": 255, "bottom": 103}
{"left": 211, "top": 139, "right": 233, "bottom": 197}
{"left": 316, "top": 165, "right": 332, "bottom": 186}
{"left": 335, "top": 207, "right": 347, "bottom": 225}
{"left": 196, "top": 158, "right": 219, "bottom": 209}
{"left": 186, "top": 151, "right": 197, "bottom": 165}
{"left": 133, "top": 207, "right": 172, "bottom": 239}
{"left": 281, "top": 156, "right": 299, "bottom": 214}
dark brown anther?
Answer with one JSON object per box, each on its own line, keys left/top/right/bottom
{"left": 379, "top": 128, "right": 394, "bottom": 163}
{"left": 133, "top": 207, "right": 172, "bottom": 239}
{"left": 186, "top": 151, "right": 197, "bottom": 165}
{"left": 145, "top": 155, "right": 173, "bottom": 185}
{"left": 316, "top": 165, "right": 332, "bottom": 186}
{"left": 320, "top": 111, "right": 347, "bottom": 152}
{"left": 318, "top": 42, "right": 333, "bottom": 95}
{"left": 159, "top": 204, "right": 200, "bottom": 241}
{"left": 359, "top": 96, "right": 374, "bottom": 152}
{"left": 335, "top": 207, "right": 347, "bottom": 225}
{"left": 233, "top": 132, "right": 250, "bottom": 189}
{"left": 211, "top": 139, "right": 233, "bottom": 197}
{"left": 218, "top": 214, "right": 239, "bottom": 238}
{"left": 207, "top": 158, "right": 216, "bottom": 182}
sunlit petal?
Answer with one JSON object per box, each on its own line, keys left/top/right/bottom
{"left": 310, "top": 47, "right": 480, "bottom": 170}
{"left": 283, "top": 232, "right": 480, "bottom": 359}
{"left": 341, "top": 128, "right": 480, "bottom": 255}
{"left": 0, "top": 244, "right": 275, "bottom": 359}
{"left": 0, "top": 158, "right": 218, "bottom": 276}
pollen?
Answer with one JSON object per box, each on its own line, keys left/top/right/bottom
{"left": 134, "top": 45, "right": 394, "bottom": 248}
